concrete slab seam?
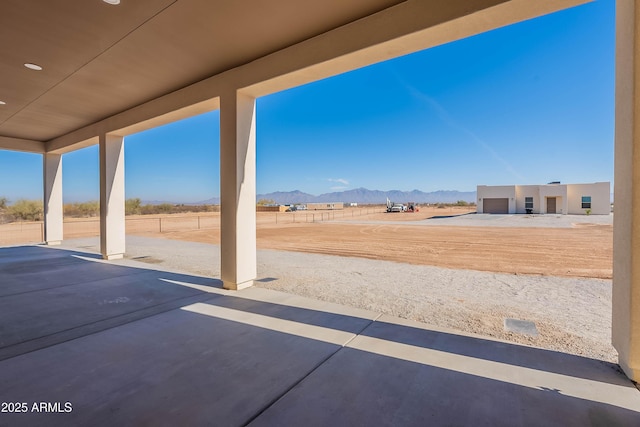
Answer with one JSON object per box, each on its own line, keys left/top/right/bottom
{"left": 242, "top": 312, "right": 381, "bottom": 425}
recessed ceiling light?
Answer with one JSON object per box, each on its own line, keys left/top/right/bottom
{"left": 24, "top": 63, "right": 43, "bottom": 71}
{"left": 103, "top": 0, "right": 121, "bottom": 4}
{"left": 0, "top": 101, "right": 6, "bottom": 105}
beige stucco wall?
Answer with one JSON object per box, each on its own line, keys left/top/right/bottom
{"left": 476, "top": 185, "right": 516, "bottom": 213}
{"left": 612, "top": 0, "right": 640, "bottom": 381}
{"left": 514, "top": 185, "right": 540, "bottom": 214}
{"left": 566, "top": 182, "right": 611, "bottom": 215}
{"left": 538, "top": 184, "right": 568, "bottom": 214}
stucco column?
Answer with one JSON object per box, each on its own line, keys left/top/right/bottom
{"left": 220, "top": 90, "right": 257, "bottom": 290}
{"left": 99, "top": 134, "right": 125, "bottom": 260}
{"left": 43, "top": 153, "right": 63, "bottom": 245}
{"left": 613, "top": 0, "right": 640, "bottom": 381}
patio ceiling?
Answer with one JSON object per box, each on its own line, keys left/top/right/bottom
{"left": 0, "top": 0, "right": 404, "bottom": 142}
{"left": 0, "top": 0, "right": 590, "bottom": 153}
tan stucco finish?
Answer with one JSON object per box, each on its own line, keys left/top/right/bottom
{"left": 220, "top": 91, "right": 257, "bottom": 290}
{"left": 613, "top": 0, "right": 640, "bottom": 381}
{"left": 99, "top": 135, "right": 125, "bottom": 260}
{"left": 43, "top": 153, "right": 63, "bottom": 244}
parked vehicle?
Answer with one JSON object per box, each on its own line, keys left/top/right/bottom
{"left": 386, "top": 198, "right": 418, "bottom": 212}
{"left": 386, "top": 198, "right": 406, "bottom": 212}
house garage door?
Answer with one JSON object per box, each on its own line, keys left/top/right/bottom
{"left": 483, "top": 198, "right": 509, "bottom": 214}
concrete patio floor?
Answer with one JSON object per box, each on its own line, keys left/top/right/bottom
{"left": 0, "top": 244, "right": 639, "bottom": 426}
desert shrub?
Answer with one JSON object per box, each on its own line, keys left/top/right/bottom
{"left": 0, "top": 197, "right": 9, "bottom": 224}
{"left": 64, "top": 201, "right": 99, "bottom": 217}
{"left": 156, "top": 203, "right": 174, "bottom": 214}
{"left": 257, "top": 198, "right": 275, "bottom": 206}
{"left": 125, "top": 198, "right": 142, "bottom": 215}
{"left": 140, "top": 203, "right": 174, "bottom": 215}
{"left": 7, "top": 199, "right": 43, "bottom": 221}
{"left": 168, "top": 204, "right": 216, "bottom": 214}
{"left": 140, "top": 204, "right": 157, "bottom": 215}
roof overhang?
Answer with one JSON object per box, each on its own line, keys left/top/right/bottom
{"left": 0, "top": 0, "right": 591, "bottom": 154}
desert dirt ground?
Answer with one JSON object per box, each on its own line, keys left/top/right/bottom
{"left": 0, "top": 207, "right": 612, "bottom": 279}
{"left": 130, "top": 207, "right": 612, "bottom": 280}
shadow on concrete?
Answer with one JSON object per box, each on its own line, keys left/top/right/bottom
{"left": 0, "top": 244, "right": 638, "bottom": 426}
{"left": 252, "top": 344, "right": 640, "bottom": 426}
{"left": 0, "top": 245, "right": 222, "bottom": 361}
{"left": 196, "top": 294, "right": 374, "bottom": 335}
{"left": 359, "top": 319, "right": 627, "bottom": 386}
{"left": 189, "top": 297, "right": 624, "bottom": 384}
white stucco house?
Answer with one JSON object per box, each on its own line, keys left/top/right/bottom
{"left": 477, "top": 182, "right": 611, "bottom": 215}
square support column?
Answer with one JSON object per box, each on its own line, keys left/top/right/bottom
{"left": 99, "top": 134, "right": 125, "bottom": 260}
{"left": 220, "top": 91, "right": 257, "bottom": 290}
{"left": 613, "top": 0, "right": 640, "bottom": 381}
{"left": 43, "top": 153, "right": 63, "bottom": 245}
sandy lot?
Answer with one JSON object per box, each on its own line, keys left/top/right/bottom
{"left": 140, "top": 209, "right": 612, "bottom": 280}
{"left": 0, "top": 207, "right": 612, "bottom": 280}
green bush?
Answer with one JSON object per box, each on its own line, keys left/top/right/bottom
{"left": 7, "top": 199, "right": 43, "bottom": 221}
{"left": 125, "top": 198, "right": 142, "bottom": 215}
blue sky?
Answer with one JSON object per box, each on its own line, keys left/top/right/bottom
{"left": 0, "top": 0, "right": 615, "bottom": 203}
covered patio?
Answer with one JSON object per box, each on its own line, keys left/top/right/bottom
{"left": 1, "top": 243, "right": 639, "bottom": 425}
{"left": 2, "top": 0, "right": 640, "bottom": 423}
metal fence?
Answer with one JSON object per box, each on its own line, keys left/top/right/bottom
{"left": 262, "top": 207, "right": 384, "bottom": 225}
{"left": 0, "top": 207, "right": 386, "bottom": 246}
{"left": 0, "top": 221, "right": 44, "bottom": 246}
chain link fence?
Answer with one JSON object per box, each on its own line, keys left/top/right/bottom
{"left": 0, "top": 207, "right": 386, "bottom": 246}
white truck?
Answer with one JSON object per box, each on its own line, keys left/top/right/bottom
{"left": 386, "top": 198, "right": 406, "bottom": 213}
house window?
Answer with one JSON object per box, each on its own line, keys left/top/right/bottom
{"left": 582, "top": 196, "right": 592, "bottom": 209}
{"left": 525, "top": 197, "right": 533, "bottom": 210}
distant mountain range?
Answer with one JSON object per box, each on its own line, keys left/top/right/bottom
{"left": 190, "top": 188, "right": 476, "bottom": 205}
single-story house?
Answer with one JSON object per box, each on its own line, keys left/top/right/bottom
{"left": 477, "top": 182, "right": 610, "bottom": 215}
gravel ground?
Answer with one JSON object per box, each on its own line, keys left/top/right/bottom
{"left": 336, "top": 213, "right": 614, "bottom": 228}
{"left": 58, "top": 236, "right": 616, "bottom": 363}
